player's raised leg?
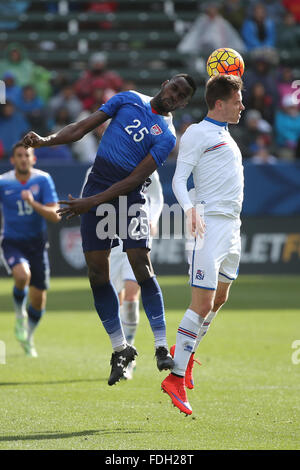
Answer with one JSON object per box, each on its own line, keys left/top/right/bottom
{"left": 170, "top": 281, "right": 231, "bottom": 389}
{"left": 84, "top": 249, "right": 137, "bottom": 386}
{"left": 12, "top": 263, "right": 30, "bottom": 344}
{"left": 162, "top": 286, "right": 214, "bottom": 414}
{"left": 126, "top": 247, "right": 174, "bottom": 371}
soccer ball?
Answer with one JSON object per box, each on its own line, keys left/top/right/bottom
{"left": 206, "top": 48, "right": 244, "bottom": 78}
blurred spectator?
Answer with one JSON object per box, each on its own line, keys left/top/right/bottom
{"left": 177, "top": 1, "right": 246, "bottom": 56}
{"left": 241, "top": 3, "right": 276, "bottom": 51}
{"left": 277, "top": 67, "right": 298, "bottom": 107}
{"left": 282, "top": 0, "right": 300, "bottom": 22}
{"left": 243, "top": 51, "right": 279, "bottom": 111}
{"left": 86, "top": 2, "right": 118, "bottom": 29}
{"left": 14, "top": 85, "right": 48, "bottom": 135}
{"left": 72, "top": 111, "right": 99, "bottom": 163}
{"left": 240, "top": 109, "right": 272, "bottom": 158}
{"left": 0, "top": 101, "right": 29, "bottom": 157}
{"left": 52, "top": 108, "right": 71, "bottom": 133}
{"left": 0, "top": 2, "right": 30, "bottom": 31}
{"left": 248, "top": 0, "right": 285, "bottom": 23}
{"left": 49, "top": 83, "right": 82, "bottom": 122}
{"left": 83, "top": 84, "right": 116, "bottom": 111}
{"left": 34, "top": 145, "right": 74, "bottom": 162}
{"left": 275, "top": 94, "right": 300, "bottom": 160}
{"left": 121, "top": 80, "right": 137, "bottom": 92}
{"left": 250, "top": 137, "right": 278, "bottom": 164}
{"left": 277, "top": 12, "right": 299, "bottom": 50}
{"left": 0, "top": 140, "right": 4, "bottom": 160}
{"left": 2, "top": 72, "right": 21, "bottom": 104}
{"left": 74, "top": 52, "right": 123, "bottom": 109}
{"left": 247, "top": 82, "right": 275, "bottom": 124}
{"left": 221, "top": 0, "right": 246, "bottom": 32}
{"left": 0, "top": 43, "right": 51, "bottom": 101}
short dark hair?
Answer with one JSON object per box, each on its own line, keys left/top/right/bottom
{"left": 12, "top": 142, "right": 29, "bottom": 155}
{"left": 171, "top": 73, "right": 197, "bottom": 97}
{"left": 205, "top": 74, "right": 243, "bottom": 110}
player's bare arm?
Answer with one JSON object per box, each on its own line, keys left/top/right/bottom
{"left": 22, "top": 110, "right": 110, "bottom": 148}
{"left": 21, "top": 190, "right": 60, "bottom": 223}
{"left": 57, "top": 153, "right": 157, "bottom": 219}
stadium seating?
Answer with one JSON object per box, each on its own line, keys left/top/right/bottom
{"left": 0, "top": 0, "right": 300, "bottom": 123}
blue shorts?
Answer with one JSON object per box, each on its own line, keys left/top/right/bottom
{"left": 81, "top": 166, "right": 150, "bottom": 253}
{"left": 1, "top": 236, "right": 50, "bottom": 290}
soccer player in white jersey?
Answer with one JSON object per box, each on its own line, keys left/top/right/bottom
{"left": 110, "top": 170, "right": 164, "bottom": 379}
{"left": 161, "top": 74, "right": 245, "bottom": 415}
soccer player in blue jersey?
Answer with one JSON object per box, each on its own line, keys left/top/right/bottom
{"left": 0, "top": 143, "right": 60, "bottom": 356}
{"left": 23, "top": 74, "right": 196, "bottom": 384}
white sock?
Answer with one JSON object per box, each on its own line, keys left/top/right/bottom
{"left": 27, "top": 318, "right": 37, "bottom": 343}
{"left": 13, "top": 286, "right": 28, "bottom": 320}
{"left": 120, "top": 300, "right": 139, "bottom": 345}
{"left": 193, "top": 311, "right": 218, "bottom": 352}
{"left": 111, "top": 330, "right": 127, "bottom": 352}
{"left": 172, "top": 309, "right": 204, "bottom": 376}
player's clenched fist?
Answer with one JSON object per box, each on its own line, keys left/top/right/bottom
{"left": 186, "top": 207, "right": 205, "bottom": 238}
{"left": 23, "top": 131, "right": 45, "bottom": 148}
{"left": 21, "top": 190, "right": 34, "bottom": 204}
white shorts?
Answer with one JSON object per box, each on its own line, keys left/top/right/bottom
{"left": 188, "top": 215, "right": 241, "bottom": 291}
{"left": 110, "top": 243, "right": 136, "bottom": 293}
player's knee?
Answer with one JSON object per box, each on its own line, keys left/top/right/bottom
{"left": 88, "top": 266, "right": 109, "bottom": 286}
{"left": 128, "top": 258, "right": 152, "bottom": 284}
{"left": 213, "top": 293, "right": 228, "bottom": 312}
{"left": 14, "top": 269, "right": 31, "bottom": 287}
{"left": 190, "top": 299, "right": 214, "bottom": 318}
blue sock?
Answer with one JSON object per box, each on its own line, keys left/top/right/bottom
{"left": 139, "top": 276, "right": 167, "bottom": 348}
{"left": 13, "top": 286, "right": 28, "bottom": 318}
{"left": 91, "top": 281, "right": 126, "bottom": 352}
{"left": 27, "top": 305, "right": 45, "bottom": 341}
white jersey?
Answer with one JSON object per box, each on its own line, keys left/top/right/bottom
{"left": 172, "top": 117, "right": 244, "bottom": 219}
{"left": 110, "top": 170, "right": 164, "bottom": 292}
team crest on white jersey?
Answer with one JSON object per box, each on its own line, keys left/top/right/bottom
{"left": 196, "top": 269, "right": 205, "bottom": 280}
{"left": 150, "top": 124, "right": 163, "bottom": 135}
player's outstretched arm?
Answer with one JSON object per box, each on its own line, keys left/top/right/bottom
{"left": 22, "top": 110, "right": 110, "bottom": 148}
{"left": 58, "top": 153, "right": 158, "bottom": 219}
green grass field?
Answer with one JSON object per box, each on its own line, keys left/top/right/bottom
{"left": 0, "top": 275, "right": 299, "bottom": 450}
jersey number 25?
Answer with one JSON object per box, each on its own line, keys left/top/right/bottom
{"left": 125, "top": 119, "right": 149, "bottom": 142}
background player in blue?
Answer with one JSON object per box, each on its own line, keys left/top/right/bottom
{"left": 23, "top": 74, "right": 196, "bottom": 384}
{"left": 0, "top": 143, "right": 60, "bottom": 356}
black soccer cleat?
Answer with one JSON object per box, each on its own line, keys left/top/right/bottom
{"left": 155, "top": 346, "right": 174, "bottom": 371}
{"left": 108, "top": 344, "right": 138, "bottom": 386}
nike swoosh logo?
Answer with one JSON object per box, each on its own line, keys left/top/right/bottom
{"left": 152, "top": 314, "right": 163, "bottom": 320}
{"left": 5, "top": 190, "right": 14, "bottom": 195}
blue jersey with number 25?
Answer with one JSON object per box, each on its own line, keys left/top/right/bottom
{"left": 94, "top": 91, "right": 176, "bottom": 180}
{"left": 0, "top": 169, "right": 58, "bottom": 241}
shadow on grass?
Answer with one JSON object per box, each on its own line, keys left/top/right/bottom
{"left": 0, "top": 377, "right": 105, "bottom": 387}
{"left": 0, "top": 428, "right": 148, "bottom": 442}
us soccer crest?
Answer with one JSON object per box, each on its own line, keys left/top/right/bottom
{"left": 150, "top": 124, "right": 162, "bottom": 135}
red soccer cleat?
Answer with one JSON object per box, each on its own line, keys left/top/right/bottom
{"left": 161, "top": 373, "right": 192, "bottom": 416}
{"left": 170, "top": 344, "right": 202, "bottom": 390}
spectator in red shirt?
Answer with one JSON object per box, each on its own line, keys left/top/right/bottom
{"left": 283, "top": 0, "right": 300, "bottom": 22}
{"left": 74, "top": 52, "right": 123, "bottom": 110}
